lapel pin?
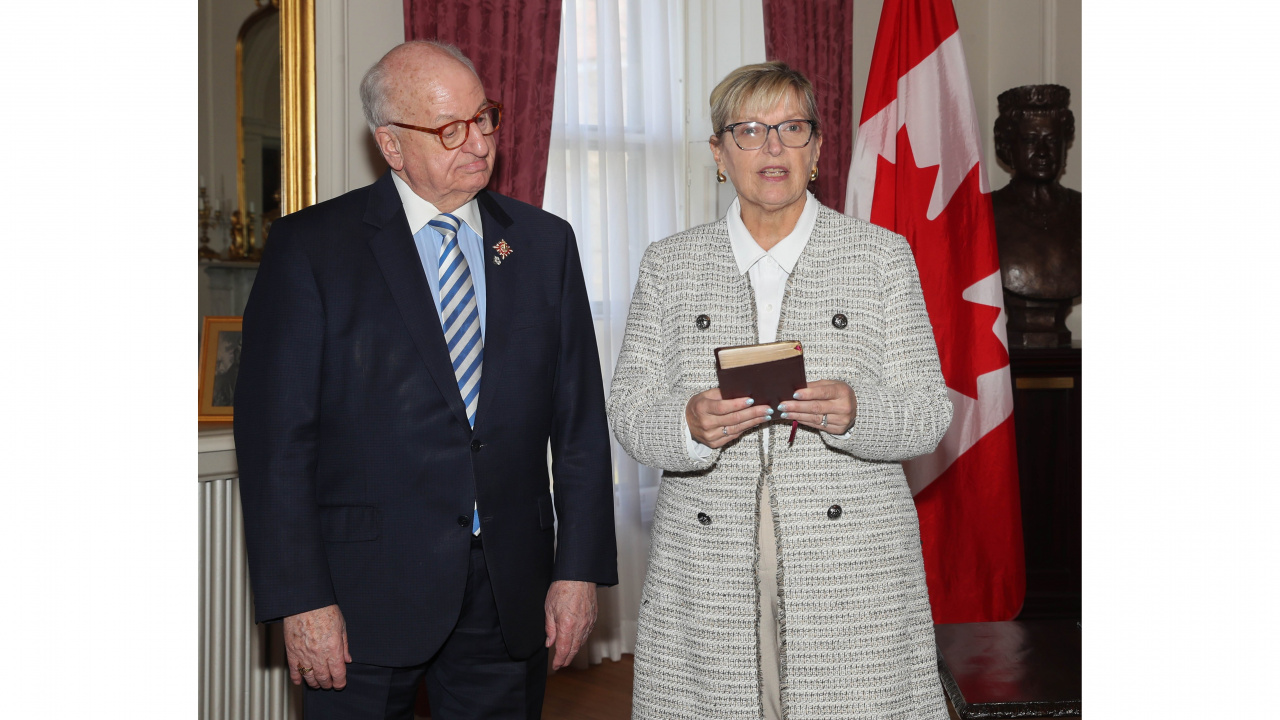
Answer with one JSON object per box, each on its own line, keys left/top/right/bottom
{"left": 492, "top": 239, "right": 513, "bottom": 266}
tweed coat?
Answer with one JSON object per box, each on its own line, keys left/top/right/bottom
{"left": 608, "top": 204, "right": 953, "bottom": 719}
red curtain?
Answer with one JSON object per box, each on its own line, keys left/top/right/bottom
{"left": 762, "top": 0, "right": 854, "bottom": 212}
{"left": 404, "top": 1, "right": 563, "bottom": 207}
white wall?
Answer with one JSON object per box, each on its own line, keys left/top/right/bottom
{"left": 315, "top": 0, "right": 405, "bottom": 202}
{"left": 853, "top": 0, "right": 1082, "bottom": 343}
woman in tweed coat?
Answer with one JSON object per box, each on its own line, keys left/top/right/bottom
{"left": 608, "top": 62, "right": 954, "bottom": 719}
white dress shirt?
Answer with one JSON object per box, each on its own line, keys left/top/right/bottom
{"left": 684, "top": 191, "right": 826, "bottom": 460}
{"left": 392, "top": 172, "right": 488, "bottom": 337}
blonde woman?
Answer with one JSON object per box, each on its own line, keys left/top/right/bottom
{"left": 608, "top": 62, "right": 953, "bottom": 719}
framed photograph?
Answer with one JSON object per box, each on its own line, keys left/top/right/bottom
{"left": 199, "top": 316, "right": 244, "bottom": 422}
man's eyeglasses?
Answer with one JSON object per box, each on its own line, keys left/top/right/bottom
{"left": 391, "top": 104, "right": 503, "bottom": 150}
{"left": 718, "top": 119, "right": 816, "bottom": 151}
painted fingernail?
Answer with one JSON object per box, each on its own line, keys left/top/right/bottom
{"left": 745, "top": 398, "right": 755, "bottom": 406}
{"left": 792, "top": 392, "right": 801, "bottom": 399}
{"left": 765, "top": 407, "right": 774, "bottom": 415}
{"left": 777, "top": 403, "right": 787, "bottom": 412}
{"left": 779, "top": 412, "right": 789, "bottom": 419}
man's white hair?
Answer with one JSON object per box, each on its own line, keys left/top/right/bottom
{"left": 359, "top": 40, "right": 479, "bottom": 135}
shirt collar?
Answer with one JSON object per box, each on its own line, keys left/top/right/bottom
{"left": 725, "top": 190, "right": 819, "bottom": 276}
{"left": 391, "top": 172, "right": 484, "bottom": 240}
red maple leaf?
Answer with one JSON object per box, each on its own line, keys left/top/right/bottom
{"left": 868, "top": 126, "right": 1008, "bottom": 400}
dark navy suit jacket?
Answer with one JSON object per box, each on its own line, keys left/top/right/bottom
{"left": 234, "top": 172, "right": 618, "bottom": 667}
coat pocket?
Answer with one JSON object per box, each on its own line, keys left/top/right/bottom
{"left": 319, "top": 505, "right": 381, "bottom": 542}
{"left": 537, "top": 494, "right": 555, "bottom": 530}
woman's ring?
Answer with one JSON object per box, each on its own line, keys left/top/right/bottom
{"left": 298, "top": 665, "right": 313, "bottom": 675}
{"left": 722, "top": 426, "right": 729, "bottom": 436}
{"left": 821, "top": 414, "right": 828, "bottom": 427}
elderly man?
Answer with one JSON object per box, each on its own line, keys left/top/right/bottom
{"left": 234, "top": 41, "right": 617, "bottom": 719}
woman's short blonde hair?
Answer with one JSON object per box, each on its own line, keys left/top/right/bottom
{"left": 709, "top": 61, "right": 820, "bottom": 138}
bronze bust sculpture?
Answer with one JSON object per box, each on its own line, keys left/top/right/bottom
{"left": 991, "top": 84, "right": 1081, "bottom": 348}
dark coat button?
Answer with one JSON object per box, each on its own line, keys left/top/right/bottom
{"left": 696, "top": 314, "right": 711, "bottom": 329}
{"left": 697, "top": 512, "right": 712, "bottom": 525}
{"left": 827, "top": 504, "right": 843, "bottom": 520}
{"left": 471, "top": 439, "right": 483, "bottom": 452}
{"left": 832, "top": 313, "right": 848, "bottom": 329}
{"left": 457, "top": 515, "right": 470, "bottom": 527}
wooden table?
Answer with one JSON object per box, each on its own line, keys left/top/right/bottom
{"left": 936, "top": 620, "right": 1081, "bottom": 718}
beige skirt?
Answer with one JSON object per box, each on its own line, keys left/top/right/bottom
{"left": 758, "top": 480, "right": 782, "bottom": 720}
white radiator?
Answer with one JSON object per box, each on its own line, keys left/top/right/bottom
{"left": 199, "top": 436, "right": 302, "bottom": 720}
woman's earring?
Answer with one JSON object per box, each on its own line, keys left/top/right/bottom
{"left": 716, "top": 170, "right": 727, "bottom": 184}
{"left": 810, "top": 167, "right": 819, "bottom": 181}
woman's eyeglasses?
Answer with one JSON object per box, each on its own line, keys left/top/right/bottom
{"left": 719, "top": 119, "right": 816, "bottom": 151}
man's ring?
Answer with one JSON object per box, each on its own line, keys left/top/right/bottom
{"left": 722, "top": 426, "right": 729, "bottom": 436}
{"left": 298, "top": 665, "right": 313, "bottom": 675}
{"left": 821, "top": 414, "right": 828, "bottom": 427}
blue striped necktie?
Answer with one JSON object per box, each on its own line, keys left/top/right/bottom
{"left": 428, "top": 212, "right": 483, "bottom": 535}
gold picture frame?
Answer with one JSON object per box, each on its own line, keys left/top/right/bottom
{"left": 199, "top": 316, "right": 245, "bottom": 422}
{"left": 279, "top": 0, "right": 316, "bottom": 215}
{"left": 236, "top": 0, "right": 316, "bottom": 221}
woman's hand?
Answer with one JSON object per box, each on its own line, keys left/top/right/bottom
{"left": 685, "top": 388, "right": 775, "bottom": 448}
{"left": 777, "top": 379, "right": 857, "bottom": 435}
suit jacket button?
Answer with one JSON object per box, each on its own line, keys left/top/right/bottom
{"left": 827, "top": 504, "right": 843, "bottom": 520}
{"left": 832, "top": 313, "right": 848, "bottom": 329}
{"left": 471, "top": 439, "right": 483, "bottom": 452}
{"left": 457, "top": 515, "right": 470, "bottom": 527}
{"left": 696, "top": 314, "right": 711, "bottom": 329}
{"left": 697, "top": 512, "right": 712, "bottom": 525}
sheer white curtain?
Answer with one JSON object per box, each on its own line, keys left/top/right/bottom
{"left": 543, "top": 0, "right": 686, "bottom": 667}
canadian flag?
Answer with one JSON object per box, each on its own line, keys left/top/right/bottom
{"left": 846, "top": 0, "right": 1025, "bottom": 622}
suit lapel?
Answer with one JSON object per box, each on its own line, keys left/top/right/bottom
{"left": 362, "top": 172, "right": 472, "bottom": 429}
{"left": 473, "top": 191, "right": 516, "bottom": 429}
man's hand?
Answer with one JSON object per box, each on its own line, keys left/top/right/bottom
{"left": 685, "top": 388, "right": 774, "bottom": 448}
{"left": 777, "top": 379, "right": 857, "bottom": 435}
{"left": 544, "top": 580, "right": 597, "bottom": 671}
{"left": 283, "top": 604, "right": 352, "bottom": 690}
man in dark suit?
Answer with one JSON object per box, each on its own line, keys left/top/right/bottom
{"left": 234, "top": 40, "right": 617, "bottom": 719}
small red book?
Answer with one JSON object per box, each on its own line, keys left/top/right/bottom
{"left": 714, "top": 340, "right": 808, "bottom": 410}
